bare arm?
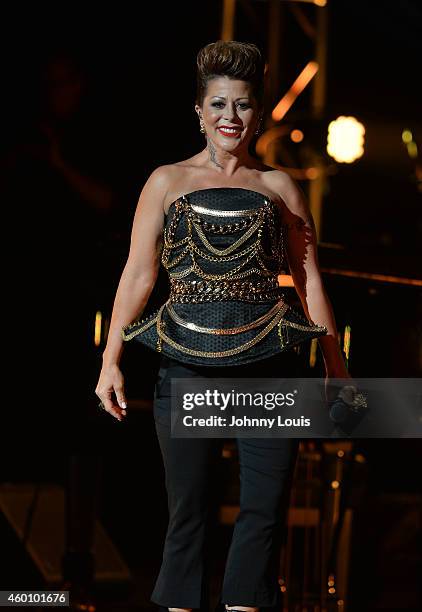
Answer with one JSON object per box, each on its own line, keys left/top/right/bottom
{"left": 101, "top": 165, "right": 170, "bottom": 368}
{"left": 277, "top": 174, "right": 349, "bottom": 377}
{"left": 95, "top": 165, "right": 171, "bottom": 421}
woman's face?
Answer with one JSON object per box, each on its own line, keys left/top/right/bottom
{"left": 195, "top": 76, "right": 260, "bottom": 152}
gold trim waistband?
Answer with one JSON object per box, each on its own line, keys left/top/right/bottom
{"left": 169, "top": 277, "right": 284, "bottom": 303}
{"left": 155, "top": 300, "right": 288, "bottom": 357}
{"left": 165, "top": 299, "right": 288, "bottom": 335}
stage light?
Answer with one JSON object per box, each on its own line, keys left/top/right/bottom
{"left": 278, "top": 274, "right": 294, "bottom": 287}
{"left": 290, "top": 129, "right": 304, "bottom": 142}
{"left": 306, "top": 167, "right": 319, "bottom": 179}
{"left": 327, "top": 116, "right": 365, "bottom": 163}
{"left": 94, "top": 311, "right": 102, "bottom": 346}
{"left": 402, "top": 129, "right": 413, "bottom": 144}
{"left": 291, "top": 0, "right": 327, "bottom": 5}
{"left": 309, "top": 337, "right": 318, "bottom": 368}
{"left": 343, "top": 324, "right": 351, "bottom": 361}
{"left": 272, "top": 61, "right": 319, "bottom": 121}
{"left": 407, "top": 141, "right": 418, "bottom": 158}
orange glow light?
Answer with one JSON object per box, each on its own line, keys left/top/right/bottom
{"left": 291, "top": 129, "right": 304, "bottom": 143}
{"left": 309, "top": 337, "right": 318, "bottom": 368}
{"left": 272, "top": 62, "right": 319, "bottom": 121}
{"left": 343, "top": 324, "right": 351, "bottom": 360}
{"left": 277, "top": 274, "right": 295, "bottom": 287}
{"left": 94, "top": 311, "right": 102, "bottom": 347}
{"left": 306, "top": 167, "right": 319, "bottom": 179}
{"left": 321, "top": 267, "right": 422, "bottom": 286}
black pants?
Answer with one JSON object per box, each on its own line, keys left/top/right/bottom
{"left": 151, "top": 351, "right": 301, "bottom": 611}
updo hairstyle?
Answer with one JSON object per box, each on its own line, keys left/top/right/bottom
{"left": 195, "top": 40, "right": 265, "bottom": 108}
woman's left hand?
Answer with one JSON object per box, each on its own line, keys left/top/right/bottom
{"left": 324, "top": 369, "right": 368, "bottom": 424}
{"left": 324, "top": 368, "right": 352, "bottom": 404}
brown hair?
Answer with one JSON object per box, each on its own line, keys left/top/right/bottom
{"left": 196, "top": 40, "right": 265, "bottom": 108}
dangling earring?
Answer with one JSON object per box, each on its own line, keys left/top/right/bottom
{"left": 198, "top": 113, "right": 206, "bottom": 134}
{"left": 255, "top": 114, "right": 264, "bottom": 136}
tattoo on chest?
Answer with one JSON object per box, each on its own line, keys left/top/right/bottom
{"left": 207, "top": 140, "right": 224, "bottom": 169}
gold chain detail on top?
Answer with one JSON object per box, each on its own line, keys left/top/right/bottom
{"left": 191, "top": 215, "right": 263, "bottom": 256}
{"left": 190, "top": 204, "right": 259, "bottom": 217}
{"left": 121, "top": 300, "right": 328, "bottom": 347}
{"left": 166, "top": 299, "right": 287, "bottom": 334}
{"left": 161, "top": 195, "right": 284, "bottom": 282}
{"left": 121, "top": 312, "right": 157, "bottom": 341}
{"left": 189, "top": 210, "right": 258, "bottom": 233}
{"left": 155, "top": 300, "right": 290, "bottom": 357}
{"left": 169, "top": 278, "right": 285, "bottom": 303}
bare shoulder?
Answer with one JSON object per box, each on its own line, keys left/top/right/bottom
{"left": 140, "top": 163, "right": 186, "bottom": 214}
{"left": 262, "top": 168, "right": 312, "bottom": 220}
{"left": 262, "top": 168, "right": 300, "bottom": 201}
{"left": 152, "top": 155, "right": 207, "bottom": 212}
{"left": 145, "top": 163, "right": 179, "bottom": 191}
{"left": 146, "top": 157, "right": 199, "bottom": 191}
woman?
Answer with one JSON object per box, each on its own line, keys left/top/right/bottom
{"left": 95, "top": 41, "right": 350, "bottom": 612}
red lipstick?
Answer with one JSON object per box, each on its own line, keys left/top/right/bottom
{"left": 217, "top": 126, "right": 242, "bottom": 138}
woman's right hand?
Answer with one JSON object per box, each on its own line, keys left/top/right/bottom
{"left": 95, "top": 364, "right": 127, "bottom": 422}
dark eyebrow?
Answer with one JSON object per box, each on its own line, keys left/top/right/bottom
{"left": 211, "top": 96, "right": 250, "bottom": 101}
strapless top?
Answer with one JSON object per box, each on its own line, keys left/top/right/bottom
{"left": 121, "top": 187, "right": 327, "bottom": 366}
